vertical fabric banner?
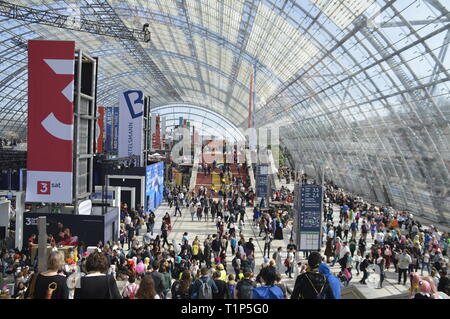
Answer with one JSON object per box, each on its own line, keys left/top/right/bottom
{"left": 104, "top": 106, "right": 113, "bottom": 152}
{"left": 160, "top": 116, "right": 166, "bottom": 148}
{"left": 179, "top": 116, "right": 183, "bottom": 126}
{"left": 153, "top": 115, "right": 161, "bottom": 150}
{"left": 26, "top": 40, "right": 75, "bottom": 203}
{"left": 118, "top": 90, "right": 144, "bottom": 158}
{"left": 112, "top": 106, "right": 119, "bottom": 152}
{"left": 96, "top": 106, "right": 105, "bottom": 153}
{"left": 150, "top": 112, "right": 156, "bottom": 151}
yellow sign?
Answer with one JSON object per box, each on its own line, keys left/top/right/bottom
{"left": 175, "top": 172, "right": 183, "bottom": 186}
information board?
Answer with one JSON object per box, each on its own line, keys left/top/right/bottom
{"left": 256, "top": 164, "right": 268, "bottom": 198}
{"left": 296, "top": 184, "right": 323, "bottom": 251}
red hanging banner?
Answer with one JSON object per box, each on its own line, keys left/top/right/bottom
{"left": 26, "top": 40, "right": 75, "bottom": 203}
{"left": 96, "top": 106, "right": 105, "bottom": 153}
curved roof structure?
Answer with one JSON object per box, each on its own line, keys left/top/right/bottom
{"left": 0, "top": 0, "right": 449, "bottom": 223}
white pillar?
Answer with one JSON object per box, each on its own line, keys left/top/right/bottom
{"left": 14, "top": 191, "right": 25, "bottom": 251}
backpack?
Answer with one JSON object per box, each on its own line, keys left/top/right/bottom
{"left": 198, "top": 279, "right": 213, "bottom": 299}
{"left": 272, "top": 252, "right": 277, "bottom": 260}
{"left": 304, "top": 274, "right": 326, "bottom": 299}
{"left": 360, "top": 259, "right": 369, "bottom": 271}
{"left": 125, "top": 284, "right": 138, "bottom": 299}
{"left": 237, "top": 280, "right": 253, "bottom": 299}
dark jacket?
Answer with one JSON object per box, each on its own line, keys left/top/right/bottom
{"left": 74, "top": 274, "right": 121, "bottom": 299}
{"left": 150, "top": 271, "right": 165, "bottom": 294}
{"left": 213, "top": 279, "right": 230, "bottom": 299}
{"left": 291, "top": 272, "right": 335, "bottom": 299}
{"left": 26, "top": 273, "right": 69, "bottom": 299}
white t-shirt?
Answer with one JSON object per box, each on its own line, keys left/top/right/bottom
{"left": 376, "top": 232, "right": 385, "bottom": 243}
{"left": 327, "top": 229, "right": 335, "bottom": 239}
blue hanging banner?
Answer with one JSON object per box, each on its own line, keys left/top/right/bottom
{"left": 113, "top": 106, "right": 119, "bottom": 152}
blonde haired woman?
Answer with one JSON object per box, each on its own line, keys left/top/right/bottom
{"left": 26, "top": 251, "right": 69, "bottom": 299}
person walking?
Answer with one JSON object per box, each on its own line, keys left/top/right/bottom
{"left": 263, "top": 232, "right": 273, "bottom": 259}
{"left": 359, "top": 254, "right": 370, "bottom": 285}
{"left": 191, "top": 267, "right": 219, "bottom": 299}
{"left": 397, "top": 250, "right": 412, "bottom": 285}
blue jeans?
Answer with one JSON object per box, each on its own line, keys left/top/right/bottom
{"left": 331, "top": 254, "right": 339, "bottom": 266}
{"left": 147, "top": 223, "right": 154, "bottom": 235}
{"left": 421, "top": 261, "right": 430, "bottom": 276}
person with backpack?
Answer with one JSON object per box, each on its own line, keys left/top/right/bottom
{"left": 229, "top": 251, "right": 239, "bottom": 274}
{"left": 252, "top": 265, "right": 284, "bottom": 299}
{"left": 291, "top": 252, "right": 335, "bottom": 299}
{"left": 359, "top": 254, "right": 371, "bottom": 285}
{"left": 160, "top": 265, "right": 172, "bottom": 299}
{"left": 191, "top": 267, "right": 218, "bottom": 299}
{"left": 121, "top": 275, "right": 139, "bottom": 299}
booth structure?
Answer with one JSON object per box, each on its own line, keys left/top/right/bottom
{"left": 0, "top": 190, "right": 25, "bottom": 250}
{"left": 22, "top": 206, "right": 119, "bottom": 249}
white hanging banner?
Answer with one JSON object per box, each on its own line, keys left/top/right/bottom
{"left": 118, "top": 90, "right": 144, "bottom": 159}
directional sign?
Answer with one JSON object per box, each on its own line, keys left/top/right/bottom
{"left": 295, "top": 184, "right": 323, "bottom": 251}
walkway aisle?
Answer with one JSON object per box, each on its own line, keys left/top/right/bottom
{"left": 134, "top": 200, "right": 267, "bottom": 276}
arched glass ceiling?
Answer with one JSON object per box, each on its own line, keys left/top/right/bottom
{"left": 0, "top": 0, "right": 449, "bottom": 223}
{"left": 152, "top": 103, "right": 246, "bottom": 142}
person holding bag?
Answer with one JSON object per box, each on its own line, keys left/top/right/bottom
{"left": 25, "top": 251, "right": 69, "bottom": 299}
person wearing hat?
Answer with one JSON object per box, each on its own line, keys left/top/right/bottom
{"left": 218, "top": 264, "right": 228, "bottom": 282}
{"left": 291, "top": 252, "right": 334, "bottom": 299}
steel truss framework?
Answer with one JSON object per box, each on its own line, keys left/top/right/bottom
{"left": 0, "top": 0, "right": 449, "bottom": 224}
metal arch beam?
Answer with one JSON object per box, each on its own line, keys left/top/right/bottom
{"left": 380, "top": 18, "right": 449, "bottom": 28}
{"left": 264, "top": 22, "right": 450, "bottom": 121}
{"left": 0, "top": 0, "right": 145, "bottom": 41}
{"left": 175, "top": 0, "right": 206, "bottom": 95}
{"left": 256, "top": 0, "right": 397, "bottom": 117}
{"left": 153, "top": 103, "right": 246, "bottom": 141}
{"left": 0, "top": 0, "right": 183, "bottom": 100}
{"left": 150, "top": 50, "right": 250, "bottom": 93}
{"left": 429, "top": 28, "right": 450, "bottom": 95}
{"left": 223, "top": 0, "right": 260, "bottom": 112}
{"left": 424, "top": 0, "right": 450, "bottom": 18}
{"left": 80, "top": 0, "right": 182, "bottom": 100}
{"left": 111, "top": 6, "right": 275, "bottom": 85}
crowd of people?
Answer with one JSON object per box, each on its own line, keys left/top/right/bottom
{"left": 1, "top": 162, "right": 449, "bottom": 299}
{"left": 321, "top": 181, "right": 450, "bottom": 298}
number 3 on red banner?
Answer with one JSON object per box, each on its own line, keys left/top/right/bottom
{"left": 37, "top": 181, "right": 51, "bottom": 195}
